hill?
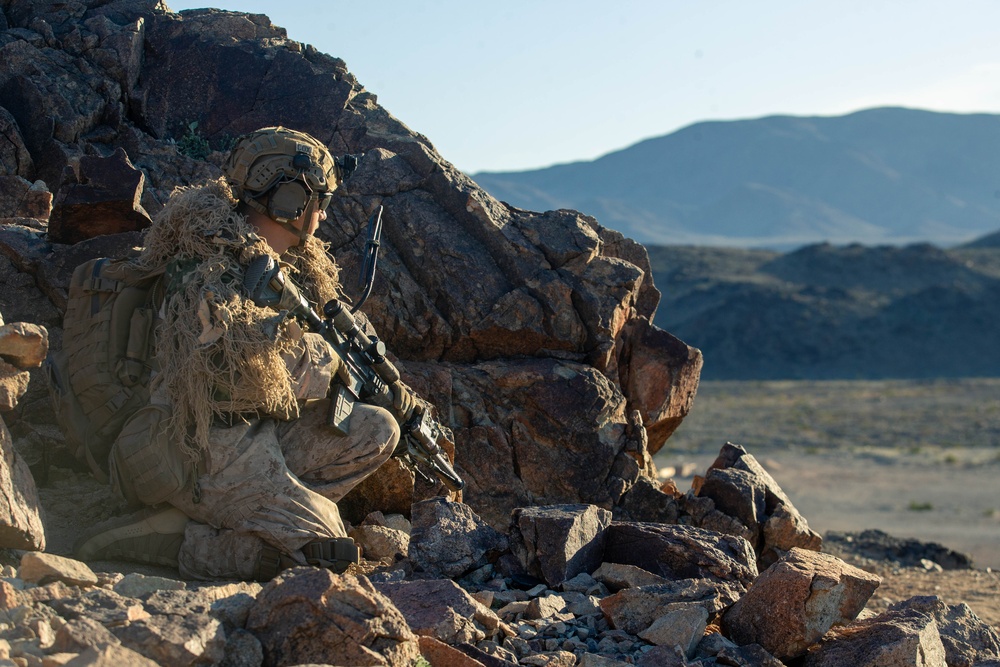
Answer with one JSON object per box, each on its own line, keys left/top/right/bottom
{"left": 647, "top": 234, "right": 1000, "bottom": 379}
{"left": 474, "top": 108, "right": 1000, "bottom": 248}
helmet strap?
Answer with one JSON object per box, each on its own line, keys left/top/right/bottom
{"left": 267, "top": 195, "right": 316, "bottom": 248}
{"left": 240, "top": 185, "right": 317, "bottom": 248}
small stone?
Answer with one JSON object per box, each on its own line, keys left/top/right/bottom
{"left": 348, "top": 524, "right": 409, "bottom": 561}
{"left": 566, "top": 595, "right": 602, "bottom": 617}
{"left": 560, "top": 572, "right": 597, "bottom": 593}
{"left": 112, "top": 574, "right": 185, "bottom": 599}
{"left": 637, "top": 604, "right": 709, "bottom": 657}
{"left": 18, "top": 553, "right": 97, "bottom": 588}
{"left": 525, "top": 594, "right": 573, "bottom": 621}
{"left": 498, "top": 601, "right": 531, "bottom": 619}
{"left": 592, "top": 562, "right": 668, "bottom": 591}
{"left": 52, "top": 618, "right": 120, "bottom": 654}
{"left": 471, "top": 590, "right": 495, "bottom": 608}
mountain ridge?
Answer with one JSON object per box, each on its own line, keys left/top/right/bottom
{"left": 647, "top": 230, "right": 1000, "bottom": 379}
{"left": 474, "top": 107, "right": 1000, "bottom": 248}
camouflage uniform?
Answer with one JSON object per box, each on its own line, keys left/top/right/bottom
{"left": 108, "top": 248, "right": 400, "bottom": 580}
{"left": 165, "top": 334, "right": 398, "bottom": 581}
{"left": 78, "top": 127, "right": 404, "bottom": 580}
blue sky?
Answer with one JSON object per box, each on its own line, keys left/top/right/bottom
{"left": 165, "top": 1, "right": 1000, "bottom": 174}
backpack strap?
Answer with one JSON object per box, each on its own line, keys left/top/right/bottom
{"left": 82, "top": 273, "right": 126, "bottom": 295}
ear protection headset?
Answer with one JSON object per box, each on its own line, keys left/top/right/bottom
{"left": 223, "top": 127, "right": 339, "bottom": 242}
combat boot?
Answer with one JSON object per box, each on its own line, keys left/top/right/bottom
{"left": 74, "top": 505, "right": 189, "bottom": 567}
{"left": 253, "top": 536, "right": 360, "bottom": 580}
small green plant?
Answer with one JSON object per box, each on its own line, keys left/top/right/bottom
{"left": 984, "top": 508, "right": 998, "bottom": 518}
{"left": 412, "top": 658, "right": 431, "bottom": 667}
{"left": 215, "top": 132, "right": 238, "bottom": 153}
{"left": 176, "top": 121, "right": 211, "bottom": 160}
{"left": 908, "top": 501, "right": 934, "bottom": 511}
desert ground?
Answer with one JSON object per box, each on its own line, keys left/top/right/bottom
{"left": 654, "top": 377, "right": 1000, "bottom": 628}
{"left": 654, "top": 377, "right": 1000, "bottom": 568}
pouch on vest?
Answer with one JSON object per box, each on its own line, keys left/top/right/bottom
{"left": 110, "top": 403, "right": 191, "bottom": 507}
{"left": 45, "top": 257, "right": 165, "bottom": 481}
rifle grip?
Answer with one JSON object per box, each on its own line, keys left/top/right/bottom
{"left": 327, "top": 384, "right": 355, "bottom": 436}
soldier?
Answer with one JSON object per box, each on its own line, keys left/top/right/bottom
{"left": 74, "top": 127, "right": 418, "bottom": 580}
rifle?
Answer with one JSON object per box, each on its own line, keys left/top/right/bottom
{"left": 242, "top": 253, "right": 465, "bottom": 493}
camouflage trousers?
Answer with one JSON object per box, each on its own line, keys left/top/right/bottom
{"left": 166, "top": 400, "right": 398, "bottom": 580}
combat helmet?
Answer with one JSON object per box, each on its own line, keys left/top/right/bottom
{"left": 223, "top": 127, "right": 340, "bottom": 233}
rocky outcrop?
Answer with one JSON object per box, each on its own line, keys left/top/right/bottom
{"left": 684, "top": 442, "right": 822, "bottom": 568}
{"left": 0, "top": 310, "right": 46, "bottom": 550}
{"left": 0, "top": 0, "right": 700, "bottom": 529}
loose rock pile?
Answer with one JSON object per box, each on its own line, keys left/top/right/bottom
{"left": 0, "top": 491, "right": 997, "bottom": 666}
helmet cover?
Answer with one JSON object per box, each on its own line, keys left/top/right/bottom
{"left": 223, "top": 127, "right": 339, "bottom": 221}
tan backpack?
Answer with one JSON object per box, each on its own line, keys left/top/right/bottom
{"left": 45, "top": 257, "right": 164, "bottom": 481}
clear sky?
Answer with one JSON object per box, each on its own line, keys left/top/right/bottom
{"left": 165, "top": 1, "right": 1000, "bottom": 174}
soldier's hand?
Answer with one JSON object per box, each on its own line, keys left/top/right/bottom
{"left": 391, "top": 381, "right": 419, "bottom": 423}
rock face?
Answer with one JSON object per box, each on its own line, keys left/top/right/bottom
{"left": 47, "top": 148, "right": 151, "bottom": 244}
{"left": 0, "top": 0, "right": 700, "bottom": 529}
{"left": 0, "top": 312, "right": 45, "bottom": 550}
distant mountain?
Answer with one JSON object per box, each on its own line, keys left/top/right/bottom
{"left": 647, "top": 231, "right": 1000, "bottom": 379}
{"left": 474, "top": 108, "right": 1000, "bottom": 249}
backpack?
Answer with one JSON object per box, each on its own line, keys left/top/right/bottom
{"left": 44, "top": 257, "right": 165, "bottom": 481}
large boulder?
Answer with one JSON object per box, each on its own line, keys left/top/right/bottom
{"left": 0, "top": 0, "right": 701, "bottom": 528}
{"left": 509, "top": 504, "right": 612, "bottom": 587}
{"left": 246, "top": 568, "right": 419, "bottom": 667}
{"left": 722, "top": 548, "right": 881, "bottom": 660}
{"left": 688, "top": 442, "right": 822, "bottom": 566}
{"left": 0, "top": 392, "right": 44, "bottom": 550}
{"left": 803, "top": 607, "right": 948, "bottom": 667}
